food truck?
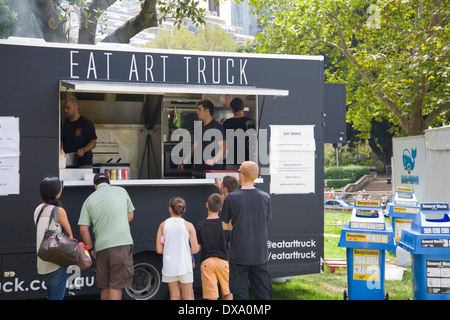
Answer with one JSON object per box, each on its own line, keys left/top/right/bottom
{"left": 0, "top": 38, "right": 328, "bottom": 299}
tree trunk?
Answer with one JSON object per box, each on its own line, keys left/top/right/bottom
{"left": 406, "top": 117, "right": 426, "bottom": 136}
{"left": 101, "top": 0, "right": 158, "bottom": 43}
{"left": 28, "top": 0, "right": 157, "bottom": 45}
{"left": 78, "top": 0, "right": 118, "bottom": 45}
{"left": 28, "top": 0, "right": 66, "bottom": 42}
{"left": 367, "top": 118, "right": 394, "bottom": 168}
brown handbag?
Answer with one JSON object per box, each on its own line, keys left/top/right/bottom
{"left": 37, "top": 205, "right": 80, "bottom": 267}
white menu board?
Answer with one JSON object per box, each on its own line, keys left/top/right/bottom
{"left": 0, "top": 117, "right": 20, "bottom": 195}
{"left": 269, "top": 125, "right": 315, "bottom": 194}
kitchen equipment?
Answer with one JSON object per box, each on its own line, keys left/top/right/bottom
{"left": 92, "top": 141, "right": 130, "bottom": 179}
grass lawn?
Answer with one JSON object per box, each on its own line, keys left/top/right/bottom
{"left": 269, "top": 210, "right": 414, "bottom": 300}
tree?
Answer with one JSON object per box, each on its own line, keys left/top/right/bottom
{"left": 0, "top": 0, "right": 17, "bottom": 39}
{"left": 143, "top": 24, "right": 238, "bottom": 52}
{"left": 15, "top": 0, "right": 208, "bottom": 45}
{"left": 245, "top": 0, "right": 450, "bottom": 136}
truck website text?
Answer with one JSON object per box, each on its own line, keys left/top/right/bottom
{"left": 1, "top": 270, "right": 94, "bottom": 294}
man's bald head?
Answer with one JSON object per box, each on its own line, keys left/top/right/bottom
{"left": 239, "top": 161, "right": 259, "bottom": 182}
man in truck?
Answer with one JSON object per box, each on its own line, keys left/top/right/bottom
{"left": 62, "top": 96, "right": 97, "bottom": 167}
{"left": 178, "top": 99, "right": 226, "bottom": 177}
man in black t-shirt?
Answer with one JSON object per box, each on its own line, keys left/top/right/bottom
{"left": 178, "top": 99, "right": 226, "bottom": 176}
{"left": 223, "top": 98, "right": 255, "bottom": 170}
{"left": 220, "top": 161, "right": 272, "bottom": 300}
{"left": 62, "top": 96, "right": 97, "bottom": 167}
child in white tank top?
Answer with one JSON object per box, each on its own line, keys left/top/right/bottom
{"left": 156, "top": 197, "right": 199, "bottom": 300}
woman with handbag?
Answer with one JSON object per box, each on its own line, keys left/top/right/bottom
{"left": 34, "top": 177, "right": 74, "bottom": 300}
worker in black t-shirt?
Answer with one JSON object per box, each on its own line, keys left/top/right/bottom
{"left": 178, "top": 99, "right": 226, "bottom": 176}
{"left": 62, "top": 96, "right": 97, "bottom": 167}
{"left": 223, "top": 98, "right": 255, "bottom": 170}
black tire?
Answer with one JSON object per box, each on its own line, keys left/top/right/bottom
{"left": 124, "top": 252, "right": 169, "bottom": 300}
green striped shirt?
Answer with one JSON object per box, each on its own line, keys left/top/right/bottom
{"left": 78, "top": 183, "right": 135, "bottom": 252}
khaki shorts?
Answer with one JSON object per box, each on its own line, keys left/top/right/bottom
{"left": 201, "top": 257, "right": 230, "bottom": 299}
{"left": 96, "top": 245, "right": 134, "bottom": 289}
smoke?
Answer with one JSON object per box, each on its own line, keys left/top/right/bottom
{"left": 6, "top": 0, "right": 43, "bottom": 39}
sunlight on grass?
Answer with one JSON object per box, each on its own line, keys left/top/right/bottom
{"left": 271, "top": 273, "right": 348, "bottom": 300}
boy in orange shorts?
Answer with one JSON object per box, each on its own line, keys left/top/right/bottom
{"left": 196, "top": 193, "right": 233, "bottom": 300}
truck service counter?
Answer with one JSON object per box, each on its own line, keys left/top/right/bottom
{"left": 63, "top": 178, "right": 263, "bottom": 187}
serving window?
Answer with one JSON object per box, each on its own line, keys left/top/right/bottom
{"left": 59, "top": 80, "right": 287, "bottom": 185}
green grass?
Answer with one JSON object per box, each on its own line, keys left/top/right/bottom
{"left": 268, "top": 211, "right": 414, "bottom": 300}
{"left": 270, "top": 272, "right": 348, "bottom": 300}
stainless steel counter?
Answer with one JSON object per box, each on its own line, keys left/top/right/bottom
{"left": 63, "top": 178, "right": 263, "bottom": 187}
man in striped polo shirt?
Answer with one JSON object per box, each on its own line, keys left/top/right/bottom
{"left": 79, "top": 173, "right": 135, "bottom": 300}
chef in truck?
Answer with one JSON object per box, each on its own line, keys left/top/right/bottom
{"left": 62, "top": 96, "right": 97, "bottom": 167}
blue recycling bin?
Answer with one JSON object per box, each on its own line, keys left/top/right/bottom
{"left": 386, "top": 187, "right": 420, "bottom": 249}
{"left": 398, "top": 203, "right": 450, "bottom": 300}
{"left": 339, "top": 200, "right": 395, "bottom": 300}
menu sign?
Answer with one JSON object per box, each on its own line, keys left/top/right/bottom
{"left": 269, "top": 125, "right": 315, "bottom": 194}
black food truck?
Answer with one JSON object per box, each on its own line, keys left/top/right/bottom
{"left": 0, "top": 38, "right": 329, "bottom": 300}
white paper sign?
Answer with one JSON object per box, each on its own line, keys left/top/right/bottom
{"left": 0, "top": 156, "right": 20, "bottom": 195}
{"left": 269, "top": 125, "right": 315, "bottom": 194}
{"left": 0, "top": 117, "right": 20, "bottom": 195}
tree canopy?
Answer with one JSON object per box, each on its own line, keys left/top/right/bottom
{"left": 143, "top": 24, "right": 238, "bottom": 52}
{"left": 0, "top": 0, "right": 17, "bottom": 38}
{"left": 246, "top": 0, "right": 450, "bottom": 136}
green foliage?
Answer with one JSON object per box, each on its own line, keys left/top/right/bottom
{"left": 143, "top": 25, "right": 238, "bottom": 52}
{"left": 325, "top": 165, "right": 370, "bottom": 188}
{"left": 324, "top": 142, "right": 384, "bottom": 171}
{"left": 324, "top": 164, "right": 370, "bottom": 188}
{"left": 0, "top": 0, "right": 17, "bottom": 39}
{"left": 246, "top": 0, "right": 450, "bottom": 136}
{"left": 324, "top": 178, "right": 353, "bottom": 189}
{"left": 158, "top": 0, "right": 206, "bottom": 29}
{"left": 325, "top": 165, "right": 370, "bottom": 181}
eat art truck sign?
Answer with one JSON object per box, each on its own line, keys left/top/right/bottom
{"left": 69, "top": 50, "right": 250, "bottom": 85}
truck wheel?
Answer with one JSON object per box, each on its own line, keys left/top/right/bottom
{"left": 124, "top": 252, "right": 169, "bottom": 300}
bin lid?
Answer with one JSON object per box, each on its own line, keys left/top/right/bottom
{"left": 338, "top": 224, "right": 396, "bottom": 251}
{"left": 339, "top": 200, "right": 395, "bottom": 250}
{"left": 411, "top": 203, "right": 450, "bottom": 233}
{"left": 386, "top": 187, "right": 420, "bottom": 218}
{"left": 386, "top": 203, "right": 420, "bottom": 219}
{"left": 398, "top": 203, "right": 450, "bottom": 254}
{"left": 393, "top": 186, "right": 418, "bottom": 207}
{"left": 349, "top": 200, "right": 386, "bottom": 231}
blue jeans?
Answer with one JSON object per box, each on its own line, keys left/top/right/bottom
{"left": 42, "top": 267, "right": 68, "bottom": 300}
